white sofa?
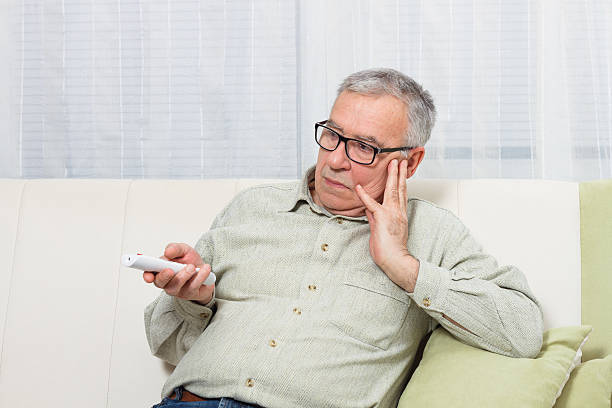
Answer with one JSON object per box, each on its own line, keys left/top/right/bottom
{"left": 0, "top": 177, "right": 609, "bottom": 407}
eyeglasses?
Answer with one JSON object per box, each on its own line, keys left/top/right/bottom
{"left": 314, "top": 121, "right": 415, "bottom": 165}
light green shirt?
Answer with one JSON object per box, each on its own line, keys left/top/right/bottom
{"left": 145, "top": 168, "right": 543, "bottom": 408}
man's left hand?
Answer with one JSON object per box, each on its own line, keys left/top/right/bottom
{"left": 355, "top": 159, "right": 419, "bottom": 292}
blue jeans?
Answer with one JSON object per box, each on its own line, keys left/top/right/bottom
{"left": 152, "top": 387, "right": 264, "bottom": 408}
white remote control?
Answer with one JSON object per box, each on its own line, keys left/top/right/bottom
{"left": 121, "top": 253, "right": 216, "bottom": 286}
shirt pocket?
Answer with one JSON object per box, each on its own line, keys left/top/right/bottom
{"left": 329, "top": 268, "right": 411, "bottom": 350}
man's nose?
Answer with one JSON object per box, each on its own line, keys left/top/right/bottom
{"left": 327, "top": 141, "right": 351, "bottom": 169}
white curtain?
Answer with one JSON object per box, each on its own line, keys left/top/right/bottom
{"left": 1, "top": 0, "right": 611, "bottom": 181}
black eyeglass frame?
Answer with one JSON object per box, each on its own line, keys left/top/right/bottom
{"left": 314, "top": 121, "right": 415, "bottom": 165}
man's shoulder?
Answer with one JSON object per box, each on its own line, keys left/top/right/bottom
{"left": 233, "top": 181, "right": 300, "bottom": 203}
{"left": 223, "top": 181, "right": 300, "bottom": 215}
{"left": 406, "top": 197, "right": 453, "bottom": 215}
{"left": 405, "top": 198, "right": 470, "bottom": 247}
{"left": 406, "top": 197, "right": 462, "bottom": 226}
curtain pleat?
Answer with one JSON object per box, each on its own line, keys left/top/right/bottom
{"left": 1, "top": 0, "right": 611, "bottom": 180}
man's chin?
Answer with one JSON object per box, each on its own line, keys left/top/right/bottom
{"left": 317, "top": 195, "right": 365, "bottom": 216}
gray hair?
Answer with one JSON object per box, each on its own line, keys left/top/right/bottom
{"left": 336, "top": 68, "right": 436, "bottom": 149}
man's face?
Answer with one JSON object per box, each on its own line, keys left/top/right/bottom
{"left": 312, "top": 91, "right": 410, "bottom": 217}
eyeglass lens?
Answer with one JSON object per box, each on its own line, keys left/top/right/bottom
{"left": 316, "top": 126, "right": 375, "bottom": 164}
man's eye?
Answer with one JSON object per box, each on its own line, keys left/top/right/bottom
{"left": 322, "top": 129, "right": 336, "bottom": 139}
{"left": 357, "top": 142, "right": 372, "bottom": 152}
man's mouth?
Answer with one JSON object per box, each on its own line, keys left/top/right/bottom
{"left": 324, "top": 177, "right": 349, "bottom": 189}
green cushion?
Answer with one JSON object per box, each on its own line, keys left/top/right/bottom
{"left": 580, "top": 180, "right": 612, "bottom": 361}
{"left": 554, "top": 355, "right": 612, "bottom": 408}
{"left": 398, "top": 326, "right": 592, "bottom": 408}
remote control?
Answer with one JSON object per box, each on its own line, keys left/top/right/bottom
{"left": 121, "top": 253, "right": 216, "bottom": 286}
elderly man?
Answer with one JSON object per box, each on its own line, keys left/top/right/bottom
{"left": 145, "top": 68, "right": 543, "bottom": 408}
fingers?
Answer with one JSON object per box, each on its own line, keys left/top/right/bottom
{"left": 355, "top": 184, "right": 381, "bottom": 214}
{"left": 153, "top": 268, "right": 180, "bottom": 289}
{"left": 152, "top": 264, "right": 213, "bottom": 302}
{"left": 357, "top": 159, "right": 408, "bottom": 219}
{"left": 398, "top": 159, "right": 408, "bottom": 214}
{"left": 383, "top": 159, "right": 400, "bottom": 205}
{"left": 187, "top": 264, "right": 212, "bottom": 292}
{"left": 382, "top": 159, "right": 408, "bottom": 213}
{"left": 158, "top": 265, "right": 197, "bottom": 295}
{"left": 143, "top": 271, "right": 156, "bottom": 283}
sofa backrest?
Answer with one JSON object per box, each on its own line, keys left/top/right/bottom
{"left": 0, "top": 178, "right": 604, "bottom": 407}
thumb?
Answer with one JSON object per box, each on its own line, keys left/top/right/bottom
{"left": 164, "top": 243, "right": 181, "bottom": 259}
{"left": 365, "top": 209, "right": 375, "bottom": 226}
{"left": 164, "top": 242, "right": 191, "bottom": 260}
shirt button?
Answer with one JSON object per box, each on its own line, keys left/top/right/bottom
{"left": 308, "top": 284, "right": 317, "bottom": 291}
{"left": 246, "top": 378, "right": 255, "bottom": 387}
{"left": 423, "top": 297, "right": 431, "bottom": 307}
{"left": 269, "top": 339, "right": 277, "bottom": 347}
{"left": 199, "top": 312, "right": 209, "bottom": 319}
{"left": 321, "top": 243, "right": 329, "bottom": 252}
{"left": 293, "top": 307, "right": 302, "bottom": 315}
{"left": 336, "top": 219, "right": 343, "bottom": 224}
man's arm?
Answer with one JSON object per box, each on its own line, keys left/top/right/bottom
{"left": 356, "top": 159, "right": 543, "bottom": 358}
{"left": 144, "top": 240, "right": 217, "bottom": 365}
{"left": 144, "top": 289, "right": 215, "bottom": 365}
{"left": 382, "top": 230, "right": 543, "bottom": 357}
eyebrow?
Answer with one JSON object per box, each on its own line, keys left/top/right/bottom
{"left": 326, "top": 119, "right": 382, "bottom": 147}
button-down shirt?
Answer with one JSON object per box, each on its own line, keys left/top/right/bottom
{"left": 145, "top": 167, "right": 543, "bottom": 408}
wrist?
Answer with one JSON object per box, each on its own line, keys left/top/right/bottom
{"left": 191, "top": 283, "right": 215, "bottom": 307}
{"left": 381, "top": 251, "right": 420, "bottom": 293}
{"left": 194, "top": 297, "right": 213, "bottom": 307}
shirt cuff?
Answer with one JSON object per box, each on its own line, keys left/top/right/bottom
{"left": 407, "top": 258, "right": 451, "bottom": 313}
{"left": 172, "top": 290, "right": 216, "bottom": 327}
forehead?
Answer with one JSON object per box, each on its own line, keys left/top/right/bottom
{"left": 325, "top": 119, "right": 379, "bottom": 145}
{"left": 329, "top": 91, "right": 407, "bottom": 147}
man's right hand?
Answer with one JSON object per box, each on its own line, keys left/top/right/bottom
{"left": 143, "top": 242, "right": 215, "bottom": 306}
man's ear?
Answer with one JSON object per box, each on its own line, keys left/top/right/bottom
{"left": 405, "top": 147, "right": 425, "bottom": 178}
